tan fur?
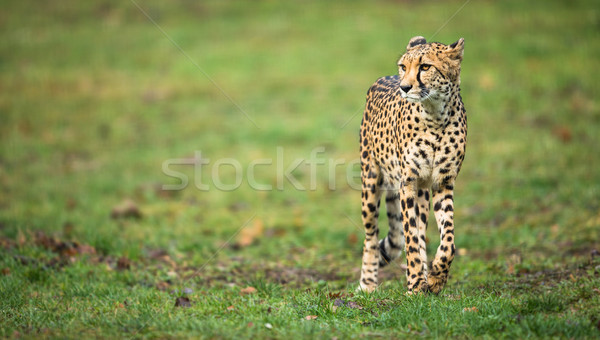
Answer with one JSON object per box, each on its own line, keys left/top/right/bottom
{"left": 358, "top": 36, "right": 467, "bottom": 294}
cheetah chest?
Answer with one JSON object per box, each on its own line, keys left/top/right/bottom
{"left": 371, "top": 112, "right": 465, "bottom": 189}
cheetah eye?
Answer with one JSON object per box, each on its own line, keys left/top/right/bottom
{"left": 399, "top": 64, "right": 406, "bottom": 72}
{"left": 420, "top": 64, "right": 431, "bottom": 71}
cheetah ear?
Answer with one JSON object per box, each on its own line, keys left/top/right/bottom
{"left": 406, "top": 36, "right": 427, "bottom": 49}
{"left": 446, "top": 38, "right": 464, "bottom": 60}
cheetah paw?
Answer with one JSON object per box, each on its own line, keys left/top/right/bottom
{"left": 405, "top": 283, "right": 429, "bottom": 296}
{"left": 427, "top": 275, "right": 447, "bottom": 294}
{"left": 357, "top": 281, "right": 378, "bottom": 293}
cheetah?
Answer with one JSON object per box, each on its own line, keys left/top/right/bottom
{"left": 358, "top": 36, "right": 466, "bottom": 294}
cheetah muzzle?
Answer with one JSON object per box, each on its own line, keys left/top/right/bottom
{"left": 358, "top": 36, "right": 467, "bottom": 294}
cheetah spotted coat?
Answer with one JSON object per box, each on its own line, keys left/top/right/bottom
{"left": 359, "top": 36, "right": 467, "bottom": 294}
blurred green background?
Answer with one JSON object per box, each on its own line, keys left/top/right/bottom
{"left": 2, "top": 0, "right": 598, "bottom": 257}
{"left": 0, "top": 0, "right": 599, "bottom": 336}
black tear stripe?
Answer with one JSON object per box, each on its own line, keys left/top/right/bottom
{"left": 434, "top": 66, "right": 446, "bottom": 79}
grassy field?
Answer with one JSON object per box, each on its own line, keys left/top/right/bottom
{"left": 1, "top": 0, "right": 600, "bottom": 338}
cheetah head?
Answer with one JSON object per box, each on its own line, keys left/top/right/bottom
{"left": 397, "top": 36, "right": 464, "bottom": 103}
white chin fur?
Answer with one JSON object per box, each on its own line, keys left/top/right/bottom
{"left": 404, "top": 95, "right": 421, "bottom": 103}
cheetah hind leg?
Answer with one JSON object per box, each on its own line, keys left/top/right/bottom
{"left": 378, "top": 190, "right": 405, "bottom": 267}
{"left": 358, "top": 169, "right": 384, "bottom": 293}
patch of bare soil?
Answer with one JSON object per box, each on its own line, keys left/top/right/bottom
{"left": 506, "top": 258, "right": 600, "bottom": 290}
{"left": 3, "top": 230, "right": 353, "bottom": 289}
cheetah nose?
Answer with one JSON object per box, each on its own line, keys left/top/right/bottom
{"left": 400, "top": 85, "right": 412, "bottom": 94}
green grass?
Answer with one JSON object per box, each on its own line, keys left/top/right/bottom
{"left": 1, "top": 0, "right": 600, "bottom": 338}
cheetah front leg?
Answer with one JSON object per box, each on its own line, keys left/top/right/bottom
{"left": 358, "top": 164, "right": 383, "bottom": 293}
{"left": 428, "top": 183, "right": 457, "bottom": 294}
{"left": 402, "top": 182, "right": 428, "bottom": 293}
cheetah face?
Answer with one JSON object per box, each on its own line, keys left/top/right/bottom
{"left": 397, "top": 36, "right": 464, "bottom": 103}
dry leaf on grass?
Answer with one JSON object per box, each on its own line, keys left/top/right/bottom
{"left": 156, "top": 281, "right": 170, "bottom": 291}
{"left": 110, "top": 199, "right": 142, "bottom": 219}
{"left": 17, "top": 230, "right": 26, "bottom": 246}
{"left": 240, "top": 286, "right": 257, "bottom": 294}
{"left": 116, "top": 256, "right": 131, "bottom": 271}
{"left": 552, "top": 126, "right": 572, "bottom": 143}
{"left": 328, "top": 292, "right": 342, "bottom": 299}
{"left": 346, "top": 301, "right": 363, "bottom": 310}
{"left": 174, "top": 296, "right": 192, "bottom": 308}
{"left": 463, "top": 306, "right": 479, "bottom": 312}
{"left": 236, "top": 219, "right": 264, "bottom": 248}
{"left": 34, "top": 231, "right": 97, "bottom": 258}
{"left": 506, "top": 253, "right": 522, "bottom": 275}
{"left": 334, "top": 299, "right": 345, "bottom": 307}
{"left": 304, "top": 315, "right": 318, "bottom": 320}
